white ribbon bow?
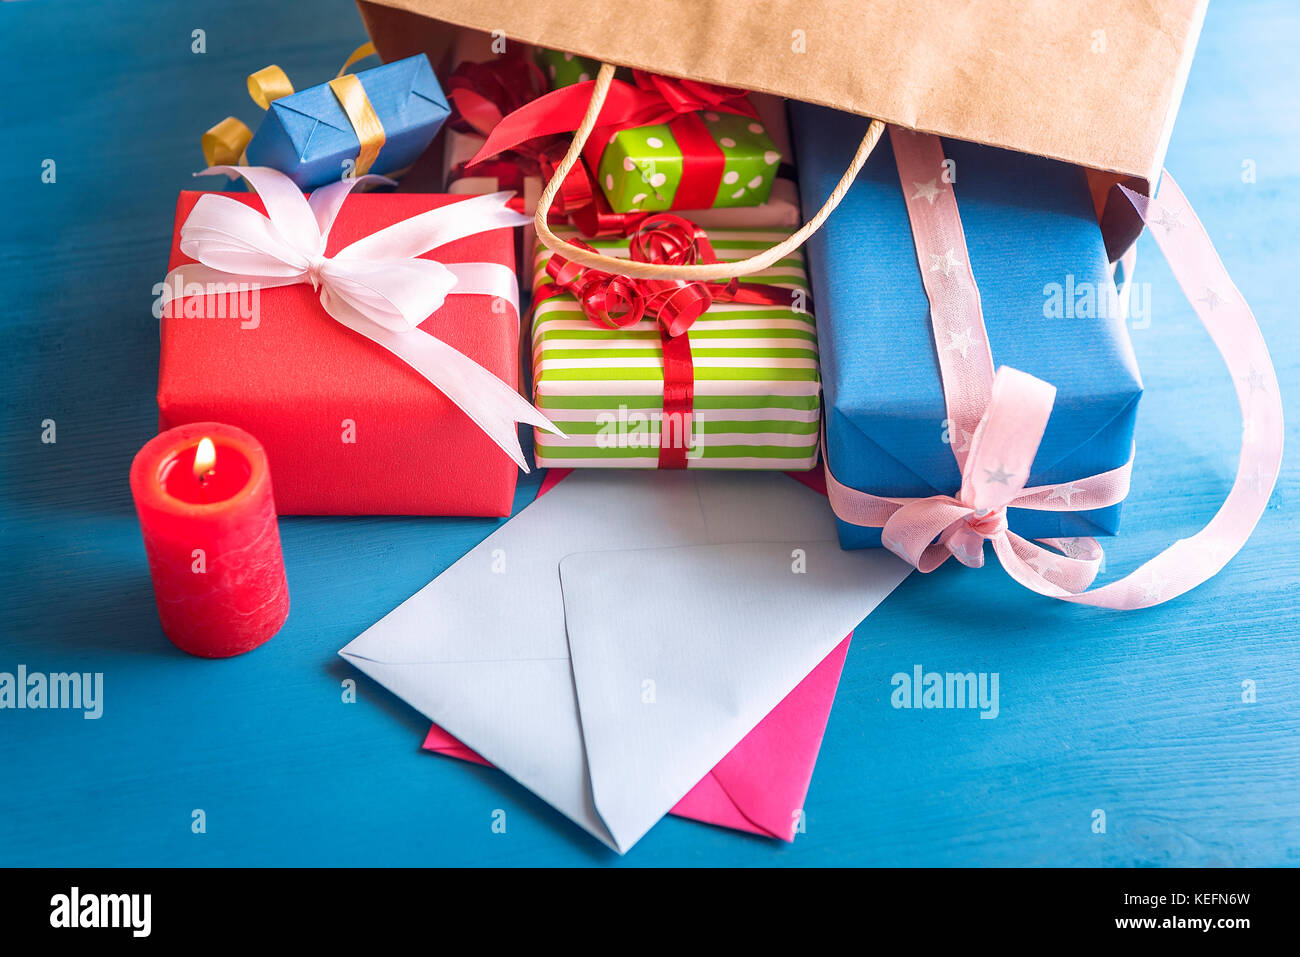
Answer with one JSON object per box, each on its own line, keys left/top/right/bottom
{"left": 161, "top": 165, "right": 561, "bottom": 470}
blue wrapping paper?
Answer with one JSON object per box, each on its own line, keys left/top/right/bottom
{"left": 791, "top": 103, "right": 1142, "bottom": 549}
{"left": 244, "top": 55, "right": 449, "bottom": 190}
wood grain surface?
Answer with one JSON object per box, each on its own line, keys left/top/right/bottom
{"left": 0, "top": 0, "right": 1296, "bottom": 866}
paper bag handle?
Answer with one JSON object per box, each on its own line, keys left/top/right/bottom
{"left": 534, "top": 64, "right": 885, "bottom": 280}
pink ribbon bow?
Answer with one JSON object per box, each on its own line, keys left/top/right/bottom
{"left": 826, "top": 128, "right": 1284, "bottom": 609}
{"left": 161, "top": 166, "right": 561, "bottom": 470}
{"left": 828, "top": 365, "right": 1124, "bottom": 588}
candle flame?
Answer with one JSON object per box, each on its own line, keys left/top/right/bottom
{"left": 193, "top": 437, "right": 217, "bottom": 479}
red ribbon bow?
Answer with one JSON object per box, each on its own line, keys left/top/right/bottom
{"left": 540, "top": 214, "right": 791, "bottom": 336}
{"left": 470, "top": 70, "right": 756, "bottom": 166}
{"left": 446, "top": 57, "right": 549, "bottom": 144}
{"left": 446, "top": 58, "right": 647, "bottom": 236}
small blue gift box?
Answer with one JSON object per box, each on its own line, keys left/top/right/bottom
{"left": 244, "top": 55, "right": 450, "bottom": 191}
{"left": 791, "top": 103, "right": 1142, "bottom": 550}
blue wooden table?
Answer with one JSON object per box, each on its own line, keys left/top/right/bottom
{"left": 2, "top": 0, "right": 1297, "bottom": 867}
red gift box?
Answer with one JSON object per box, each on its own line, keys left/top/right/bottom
{"left": 158, "top": 190, "right": 523, "bottom": 516}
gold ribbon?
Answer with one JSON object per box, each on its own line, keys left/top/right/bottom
{"left": 202, "top": 42, "right": 385, "bottom": 176}
{"left": 327, "top": 73, "right": 386, "bottom": 176}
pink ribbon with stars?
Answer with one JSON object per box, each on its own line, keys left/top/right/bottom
{"left": 825, "top": 126, "right": 1283, "bottom": 608}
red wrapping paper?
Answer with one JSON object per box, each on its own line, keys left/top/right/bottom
{"left": 158, "top": 191, "right": 522, "bottom": 516}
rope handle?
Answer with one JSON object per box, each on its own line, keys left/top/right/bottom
{"left": 533, "top": 64, "right": 886, "bottom": 281}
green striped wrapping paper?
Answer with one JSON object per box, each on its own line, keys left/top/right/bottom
{"left": 532, "top": 226, "right": 820, "bottom": 469}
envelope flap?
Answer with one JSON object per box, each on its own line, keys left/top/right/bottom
{"left": 559, "top": 541, "right": 909, "bottom": 852}
{"left": 670, "top": 773, "right": 776, "bottom": 837}
{"left": 339, "top": 650, "right": 620, "bottom": 850}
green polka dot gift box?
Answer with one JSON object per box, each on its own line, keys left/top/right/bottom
{"left": 532, "top": 48, "right": 782, "bottom": 214}
{"left": 534, "top": 47, "right": 601, "bottom": 89}
{"left": 590, "top": 111, "right": 782, "bottom": 213}
{"left": 531, "top": 226, "right": 820, "bottom": 470}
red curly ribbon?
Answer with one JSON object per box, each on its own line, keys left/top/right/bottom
{"left": 539, "top": 215, "right": 792, "bottom": 337}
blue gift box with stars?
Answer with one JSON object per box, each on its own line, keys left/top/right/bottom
{"left": 791, "top": 102, "right": 1142, "bottom": 550}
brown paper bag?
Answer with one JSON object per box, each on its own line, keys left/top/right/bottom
{"left": 357, "top": 0, "right": 1205, "bottom": 275}
{"left": 357, "top": 0, "right": 1205, "bottom": 189}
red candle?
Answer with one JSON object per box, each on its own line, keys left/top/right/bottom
{"left": 130, "top": 422, "right": 289, "bottom": 657}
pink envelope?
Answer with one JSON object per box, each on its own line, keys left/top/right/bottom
{"left": 424, "top": 635, "right": 850, "bottom": 840}
{"left": 422, "top": 468, "right": 851, "bottom": 842}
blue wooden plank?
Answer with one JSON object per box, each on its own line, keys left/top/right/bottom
{"left": 0, "top": 0, "right": 1297, "bottom": 866}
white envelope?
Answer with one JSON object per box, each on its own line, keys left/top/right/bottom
{"left": 339, "top": 471, "right": 910, "bottom": 852}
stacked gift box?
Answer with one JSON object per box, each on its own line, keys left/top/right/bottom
{"left": 791, "top": 102, "right": 1143, "bottom": 548}
{"left": 530, "top": 225, "right": 821, "bottom": 469}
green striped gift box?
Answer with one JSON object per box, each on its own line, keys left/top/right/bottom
{"left": 531, "top": 227, "right": 821, "bottom": 470}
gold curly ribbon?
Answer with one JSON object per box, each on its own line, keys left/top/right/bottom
{"left": 246, "top": 64, "right": 295, "bottom": 110}
{"left": 201, "top": 42, "right": 384, "bottom": 175}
